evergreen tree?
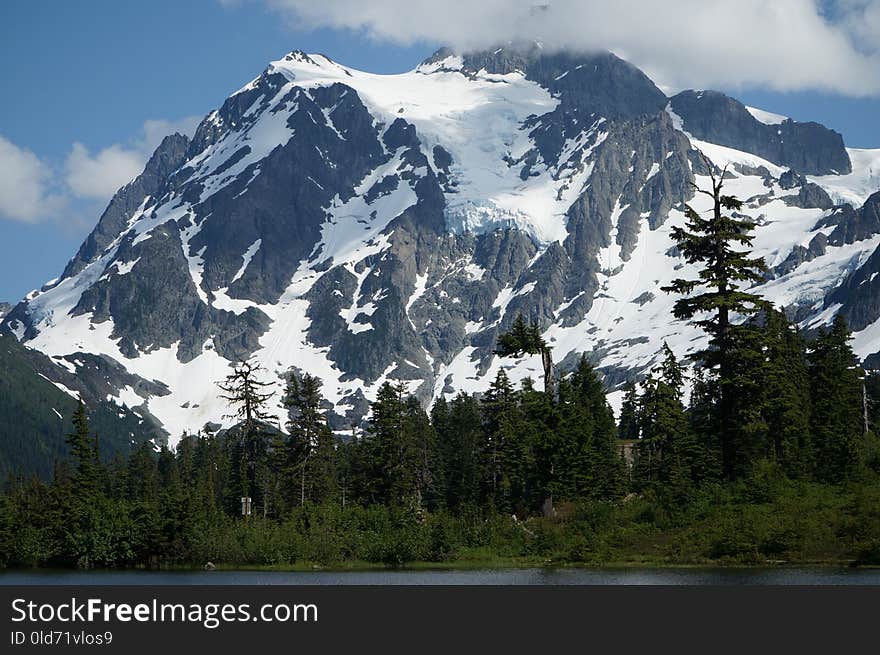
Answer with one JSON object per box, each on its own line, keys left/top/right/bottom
{"left": 520, "top": 376, "right": 562, "bottom": 514}
{"left": 126, "top": 440, "right": 161, "bottom": 564}
{"left": 554, "top": 358, "right": 621, "bottom": 501}
{"left": 65, "top": 403, "right": 98, "bottom": 497}
{"left": 284, "top": 373, "right": 337, "bottom": 507}
{"left": 402, "top": 395, "right": 437, "bottom": 509}
{"left": 617, "top": 381, "right": 640, "bottom": 441}
{"left": 634, "top": 345, "right": 695, "bottom": 493}
{"left": 480, "top": 368, "right": 519, "bottom": 509}
{"left": 219, "top": 361, "right": 275, "bottom": 428}
{"left": 428, "top": 396, "right": 451, "bottom": 510}
{"left": 808, "top": 315, "right": 863, "bottom": 483}
{"left": 724, "top": 324, "right": 770, "bottom": 477}
{"left": 687, "top": 367, "right": 722, "bottom": 482}
{"left": 661, "top": 160, "right": 767, "bottom": 479}
{"left": 438, "top": 393, "right": 483, "bottom": 510}
{"left": 218, "top": 361, "right": 275, "bottom": 508}
{"left": 364, "top": 382, "right": 421, "bottom": 506}
{"left": 864, "top": 369, "right": 880, "bottom": 434}
{"left": 495, "top": 314, "right": 555, "bottom": 395}
{"left": 762, "top": 309, "right": 812, "bottom": 476}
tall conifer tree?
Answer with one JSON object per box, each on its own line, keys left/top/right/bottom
{"left": 661, "top": 158, "right": 767, "bottom": 479}
{"left": 808, "top": 315, "right": 863, "bottom": 483}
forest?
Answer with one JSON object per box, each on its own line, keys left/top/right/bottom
{"left": 2, "top": 174, "right": 880, "bottom": 570}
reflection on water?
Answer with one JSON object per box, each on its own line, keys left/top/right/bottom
{"left": 1, "top": 567, "right": 879, "bottom": 585}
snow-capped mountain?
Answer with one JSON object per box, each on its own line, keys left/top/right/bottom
{"left": 4, "top": 44, "right": 880, "bottom": 442}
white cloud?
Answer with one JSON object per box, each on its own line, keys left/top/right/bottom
{"left": 0, "top": 116, "right": 200, "bottom": 225}
{"left": 263, "top": 0, "right": 880, "bottom": 96}
{"left": 64, "top": 142, "right": 146, "bottom": 200}
{"left": 140, "top": 116, "right": 202, "bottom": 155}
{"left": 833, "top": 0, "right": 880, "bottom": 53}
{"left": 65, "top": 116, "right": 200, "bottom": 201}
{"left": 0, "top": 136, "right": 63, "bottom": 223}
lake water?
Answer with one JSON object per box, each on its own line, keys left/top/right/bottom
{"left": 2, "top": 567, "right": 879, "bottom": 585}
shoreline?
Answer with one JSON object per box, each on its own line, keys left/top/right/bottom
{"left": 2, "top": 559, "right": 876, "bottom": 575}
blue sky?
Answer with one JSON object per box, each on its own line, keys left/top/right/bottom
{"left": 1, "top": 0, "right": 879, "bottom": 303}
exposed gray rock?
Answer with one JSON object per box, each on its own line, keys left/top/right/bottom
{"left": 826, "top": 193, "right": 880, "bottom": 332}
{"left": 816, "top": 192, "right": 880, "bottom": 246}
{"left": 774, "top": 233, "right": 828, "bottom": 277}
{"left": 779, "top": 169, "right": 806, "bottom": 190}
{"left": 669, "top": 90, "right": 851, "bottom": 175}
{"left": 72, "top": 224, "right": 271, "bottom": 363}
{"left": 63, "top": 133, "right": 191, "bottom": 280}
{"left": 457, "top": 45, "right": 668, "bottom": 121}
{"left": 783, "top": 183, "right": 834, "bottom": 210}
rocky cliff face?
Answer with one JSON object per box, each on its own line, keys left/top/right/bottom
{"left": 3, "top": 45, "right": 879, "bottom": 441}
{"left": 668, "top": 90, "right": 852, "bottom": 175}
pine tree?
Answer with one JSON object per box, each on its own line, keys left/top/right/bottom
{"left": 808, "top": 315, "right": 863, "bottom": 483}
{"left": 126, "top": 440, "right": 161, "bottom": 563}
{"left": 865, "top": 370, "right": 880, "bottom": 434}
{"left": 762, "top": 309, "right": 811, "bottom": 476}
{"left": 495, "top": 313, "right": 555, "bottom": 395}
{"left": 428, "top": 396, "right": 451, "bottom": 510}
{"left": 724, "top": 323, "right": 771, "bottom": 477}
{"left": 480, "top": 368, "right": 518, "bottom": 509}
{"left": 284, "top": 373, "right": 336, "bottom": 506}
{"left": 365, "top": 382, "right": 421, "bottom": 506}
{"left": 520, "top": 376, "right": 561, "bottom": 514}
{"left": 438, "top": 393, "right": 483, "bottom": 510}
{"left": 617, "top": 381, "right": 640, "bottom": 441}
{"left": 65, "top": 403, "right": 98, "bottom": 497}
{"left": 687, "top": 367, "right": 722, "bottom": 482}
{"left": 218, "top": 361, "right": 275, "bottom": 507}
{"left": 661, "top": 159, "right": 767, "bottom": 479}
{"left": 127, "top": 441, "right": 159, "bottom": 504}
{"left": 402, "top": 395, "right": 437, "bottom": 509}
{"left": 634, "top": 345, "right": 694, "bottom": 493}
{"left": 219, "top": 361, "right": 275, "bottom": 429}
{"left": 559, "top": 357, "right": 625, "bottom": 501}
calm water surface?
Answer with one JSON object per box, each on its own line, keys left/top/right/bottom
{"left": 1, "top": 568, "right": 879, "bottom": 585}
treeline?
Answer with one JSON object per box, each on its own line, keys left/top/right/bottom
{"left": 2, "top": 312, "right": 879, "bottom": 569}
{"left": 622, "top": 313, "right": 880, "bottom": 494}
{"left": 0, "top": 355, "right": 628, "bottom": 568}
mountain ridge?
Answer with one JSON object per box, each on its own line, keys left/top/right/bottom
{"left": 3, "top": 45, "right": 880, "bottom": 443}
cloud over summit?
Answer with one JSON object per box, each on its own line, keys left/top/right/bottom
{"left": 265, "top": 0, "right": 880, "bottom": 96}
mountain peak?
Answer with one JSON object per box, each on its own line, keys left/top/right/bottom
{"left": 4, "top": 44, "right": 878, "bottom": 444}
{"left": 419, "top": 44, "right": 667, "bottom": 121}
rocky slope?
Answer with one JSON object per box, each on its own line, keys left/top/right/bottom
{"left": 3, "top": 44, "right": 880, "bottom": 442}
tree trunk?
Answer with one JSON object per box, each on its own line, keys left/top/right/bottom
{"left": 541, "top": 347, "right": 555, "bottom": 397}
